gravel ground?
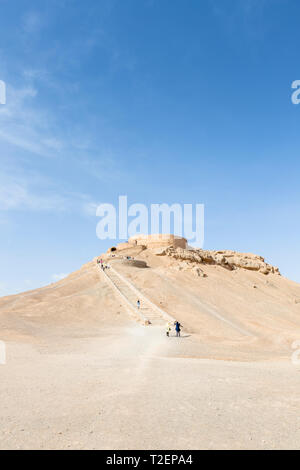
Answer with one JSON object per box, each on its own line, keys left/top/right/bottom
{"left": 1, "top": 324, "right": 300, "bottom": 450}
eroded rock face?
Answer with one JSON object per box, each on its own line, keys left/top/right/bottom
{"left": 160, "top": 247, "right": 280, "bottom": 275}
{"left": 191, "top": 266, "right": 207, "bottom": 277}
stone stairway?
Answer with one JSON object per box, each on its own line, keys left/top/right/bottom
{"left": 99, "top": 264, "right": 175, "bottom": 326}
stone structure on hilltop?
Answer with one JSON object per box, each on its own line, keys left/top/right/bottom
{"left": 115, "top": 234, "right": 187, "bottom": 251}
{"left": 104, "top": 233, "right": 279, "bottom": 276}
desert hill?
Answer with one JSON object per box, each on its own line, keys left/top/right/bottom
{"left": 1, "top": 238, "right": 300, "bottom": 361}
{"left": 1, "top": 237, "right": 300, "bottom": 449}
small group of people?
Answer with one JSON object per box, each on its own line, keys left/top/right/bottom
{"left": 166, "top": 320, "right": 182, "bottom": 337}
{"left": 136, "top": 299, "right": 182, "bottom": 337}
{"left": 97, "top": 258, "right": 110, "bottom": 271}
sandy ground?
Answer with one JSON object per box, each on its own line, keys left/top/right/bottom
{"left": 1, "top": 324, "right": 300, "bottom": 450}
{"left": 1, "top": 248, "right": 300, "bottom": 449}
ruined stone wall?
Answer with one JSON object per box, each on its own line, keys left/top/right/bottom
{"left": 116, "top": 242, "right": 133, "bottom": 251}
{"left": 128, "top": 234, "right": 187, "bottom": 249}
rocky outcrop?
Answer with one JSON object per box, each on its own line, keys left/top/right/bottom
{"left": 158, "top": 247, "right": 280, "bottom": 275}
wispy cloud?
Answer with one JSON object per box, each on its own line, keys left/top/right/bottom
{"left": 0, "top": 168, "right": 99, "bottom": 216}
{"left": 0, "top": 177, "right": 65, "bottom": 211}
{"left": 82, "top": 201, "right": 99, "bottom": 217}
{"left": 0, "top": 79, "right": 117, "bottom": 217}
{"left": 0, "top": 80, "right": 123, "bottom": 179}
{"left": 0, "top": 84, "right": 63, "bottom": 158}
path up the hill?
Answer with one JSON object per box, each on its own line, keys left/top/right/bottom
{"left": 99, "top": 264, "right": 175, "bottom": 326}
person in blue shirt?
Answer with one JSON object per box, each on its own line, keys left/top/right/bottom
{"left": 175, "top": 321, "right": 182, "bottom": 337}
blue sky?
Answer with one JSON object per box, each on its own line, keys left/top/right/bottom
{"left": 0, "top": 0, "right": 300, "bottom": 295}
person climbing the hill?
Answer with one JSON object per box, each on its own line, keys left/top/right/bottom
{"left": 175, "top": 320, "right": 182, "bottom": 337}
{"left": 137, "top": 299, "right": 140, "bottom": 309}
{"left": 166, "top": 322, "right": 171, "bottom": 337}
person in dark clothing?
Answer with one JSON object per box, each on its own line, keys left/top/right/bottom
{"left": 175, "top": 321, "right": 182, "bottom": 337}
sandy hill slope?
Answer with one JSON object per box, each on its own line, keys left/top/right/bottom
{"left": 1, "top": 242, "right": 300, "bottom": 450}
{"left": 101, "top": 244, "right": 300, "bottom": 361}
{"left": 1, "top": 243, "right": 300, "bottom": 361}
{"left": 0, "top": 260, "right": 130, "bottom": 344}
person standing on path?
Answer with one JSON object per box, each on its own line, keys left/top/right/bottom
{"left": 137, "top": 299, "right": 141, "bottom": 309}
{"left": 175, "top": 321, "right": 182, "bottom": 337}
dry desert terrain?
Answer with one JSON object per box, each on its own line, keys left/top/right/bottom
{"left": 1, "top": 243, "right": 300, "bottom": 449}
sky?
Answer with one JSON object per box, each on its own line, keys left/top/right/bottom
{"left": 0, "top": 0, "right": 300, "bottom": 295}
